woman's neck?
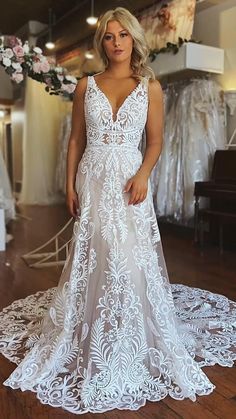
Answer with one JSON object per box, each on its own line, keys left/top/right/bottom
{"left": 106, "top": 61, "right": 133, "bottom": 79}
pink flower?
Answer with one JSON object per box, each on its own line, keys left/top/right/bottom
{"left": 40, "top": 60, "right": 50, "bottom": 73}
{"left": 7, "top": 36, "right": 21, "bottom": 48}
{"left": 61, "top": 83, "right": 76, "bottom": 94}
{"left": 32, "top": 61, "right": 41, "bottom": 73}
{"left": 13, "top": 45, "right": 24, "bottom": 57}
{"left": 11, "top": 72, "right": 24, "bottom": 83}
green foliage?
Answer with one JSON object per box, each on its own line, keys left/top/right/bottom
{"left": 149, "top": 38, "right": 201, "bottom": 62}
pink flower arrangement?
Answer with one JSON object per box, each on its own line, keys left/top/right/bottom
{"left": 0, "top": 36, "right": 78, "bottom": 98}
{"left": 32, "top": 61, "right": 41, "bottom": 73}
{"left": 40, "top": 60, "right": 51, "bottom": 73}
{"left": 12, "top": 45, "right": 25, "bottom": 57}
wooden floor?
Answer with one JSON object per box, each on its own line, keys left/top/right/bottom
{"left": 0, "top": 204, "right": 236, "bottom": 419}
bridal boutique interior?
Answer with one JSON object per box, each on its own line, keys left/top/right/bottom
{"left": 0, "top": 0, "right": 236, "bottom": 418}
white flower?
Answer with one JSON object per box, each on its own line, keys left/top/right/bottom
{"left": 33, "top": 46, "right": 42, "bottom": 54}
{"left": 11, "top": 72, "right": 24, "bottom": 83}
{"left": 23, "top": 42, "right": 30, "bottom": 54}
{"left": 65, "top": 75, "right": 77, "bottom": 84}
{"left": 55, "top": 66, "right": 64, "bottom": 73}
{"left": 61, "top": 83, "right": 76, "bottom": 94}
{"left": 4, "top": 48, "right": 14, "bottom": 58}
{"left": 12, "top": 62, "right": 22, "bottom": 71}
{"left": 2, "top": 57, "right": 11, "bottom": 67}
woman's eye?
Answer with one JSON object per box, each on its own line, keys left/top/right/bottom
{"left": 103, "top": 32, "right": 128, "bottom": 41}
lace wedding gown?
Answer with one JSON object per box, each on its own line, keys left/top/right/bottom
{"left": 0, "top": 75, "right": 236, "bottom": 415}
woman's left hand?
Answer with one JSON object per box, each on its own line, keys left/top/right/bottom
{"left": 124, "top": 172, "right": 148, "bottom": 205}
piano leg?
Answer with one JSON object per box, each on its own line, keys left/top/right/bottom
{"left": 194, "top": 196, "right": 199, "bottom": 243}
{"left": 199, "top": 218, "right": 205, "bottom": 250}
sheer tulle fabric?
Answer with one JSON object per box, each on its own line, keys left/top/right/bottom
{"left": 0, "top": 75, "right": 235, "bottom": 415}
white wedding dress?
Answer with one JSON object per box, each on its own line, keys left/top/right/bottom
{"left": 0, "top": 75, "right": 236, "bottom": 415}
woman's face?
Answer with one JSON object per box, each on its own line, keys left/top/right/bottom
{"left": 102, "top": 20, "right": 133, "bottom": 64}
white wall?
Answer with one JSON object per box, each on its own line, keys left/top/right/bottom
{"left": 193, "top": 0, "right": 236, "bottom": 90}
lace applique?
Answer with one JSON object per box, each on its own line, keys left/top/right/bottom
{"left": 85, "top": 75, "right": 148, "bottom": 147}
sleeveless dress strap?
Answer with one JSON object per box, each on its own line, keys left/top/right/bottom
{"left": 85, "top": 75, "right": 94, "bottom": 96}
{"left": 141, "top": 76, "right": 150, "bottom": 101}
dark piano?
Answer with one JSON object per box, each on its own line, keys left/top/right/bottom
{"left": 194, "top": 149, "right": 236, "bottom": 250}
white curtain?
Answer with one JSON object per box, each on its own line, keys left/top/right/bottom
{"left": 19, "top": 77, "right": 69, "bottom": 205}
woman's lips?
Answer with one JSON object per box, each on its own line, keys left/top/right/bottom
{"left": 114, "top": 50, "right": 124, "bottom": 55}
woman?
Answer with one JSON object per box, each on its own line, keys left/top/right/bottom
{"left": 66, "top": 12, "right": 163, "bottom": 218}
{"left": 0, "top": 7, "right": 235, "bottom": 416}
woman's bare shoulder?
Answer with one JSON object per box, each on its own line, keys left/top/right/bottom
{"left": 148, "top": 78, "right": 163, "bottom": 93}
{"left": 93, "top": 71, "right": 107, "bottom": 83}
{"left": 147, "top": 78, "right": 163, "bottom": 103}
{"left": 74, "top": 75, "right": 89, "bottom": 97}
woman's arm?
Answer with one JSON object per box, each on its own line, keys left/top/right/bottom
{"left": 124, "top": 79, "right": 164, "bottom": 205}
{"left": 66, "top": 77, "right": 87, "bottom": 217}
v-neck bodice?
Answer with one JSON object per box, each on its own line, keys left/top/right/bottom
{"left": 91, "top": 75, "right": 144, "bottom": 123}
{"left": 84, "top": 74, "right": 149, "bottom": 149}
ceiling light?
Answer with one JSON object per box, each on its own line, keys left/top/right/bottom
{"left": 86, "top": 0, "right": 98, "bottom": 25}
{"left": 0, "top": 110, "right": 6, "bottom": 118}
{"left": 86, "top": 16, "right": 98, "bottom": 25}
{"left": 45, "top": 41, "right": 55, "bottom": 49}
{"left": 45, "top": 8, "right": 55, "bottom": 50}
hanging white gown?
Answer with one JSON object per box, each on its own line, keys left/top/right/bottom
{"left": 0, "top": 75, "right": 236, "bottom": 415}
{"left": 150, "top": 78, "right": 226, "bottom": 223}
{"left": 55, "top": 113, "right": 72, "bottom": 195}
{"left": 0, "top": 150, "right": 15, "bottom": 223}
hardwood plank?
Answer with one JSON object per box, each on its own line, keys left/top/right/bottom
{"left": 0, "top": 386, "right": 31, "bottom": 419}
{"left": 206, "top": 367, "right": 236, "bottom": 399}
{"left": 138, "top": 400, "right": 181, "bottom": 418}
{"left": 197, "top": 391, "right": 236, "bottom": 418}
{"left": 163, "top": 398, "right": 219, "bottom": 419}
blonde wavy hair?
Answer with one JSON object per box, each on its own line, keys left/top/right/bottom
{"left": 93, "top": 7, "right": 155, "bottom": 80}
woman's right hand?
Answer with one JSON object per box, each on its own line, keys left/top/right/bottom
{"left": 66, "top": 188, "right": 79, "bottom": 218}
